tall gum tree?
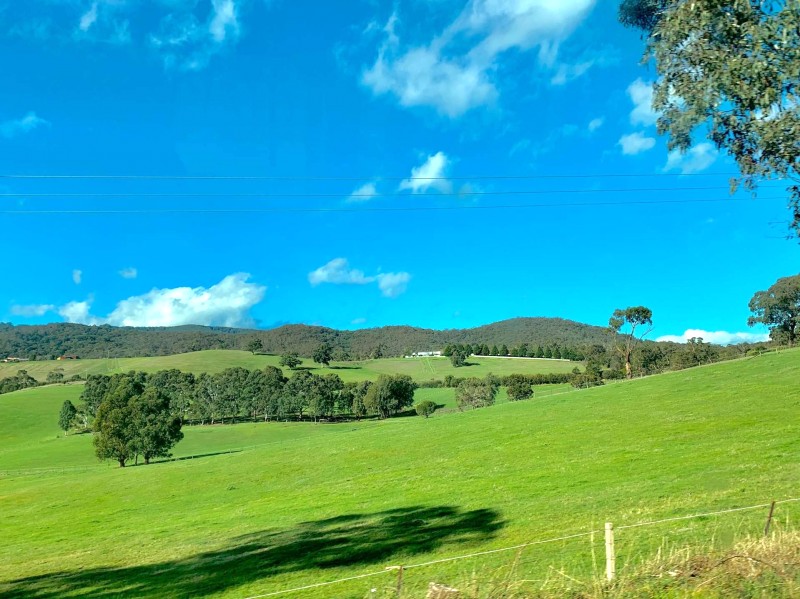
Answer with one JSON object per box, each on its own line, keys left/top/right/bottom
{"left": 609, "top": 306, "right": 654, "bottom": 379}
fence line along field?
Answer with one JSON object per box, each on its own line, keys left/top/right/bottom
{"left": 0, "top": 349, "right": 580, "bottom": 383}
{"left": 1, "top": 349, "right": 798, "bottom": 597}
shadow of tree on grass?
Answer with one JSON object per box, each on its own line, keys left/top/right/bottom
{"left": 2, "top": 505, "right": 503, "bottom": 598}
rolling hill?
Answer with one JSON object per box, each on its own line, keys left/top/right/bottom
{"left": 0, "top": 317, "right": 612, "bottom": 360}
{"left": 0, "top": 349, "right": 797, "bottom": 597}
{"left": 0, "top": 350, "right": 579, "bottom": 383}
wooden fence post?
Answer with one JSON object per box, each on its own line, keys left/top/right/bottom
{"left": 605, "top": 522, "right": 616, "bottom": 582}
{"left": 764, "top": 501, "right": 776, "bottom": 537}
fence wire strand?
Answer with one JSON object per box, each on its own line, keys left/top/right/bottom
{"left": 241, "top": 497, "right": 800, "bottom": 598}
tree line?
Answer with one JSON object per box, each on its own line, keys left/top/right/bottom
{"left": 0, "top": 368, "right": 82, "bottom": 395}
{"left": 443, "top": 342, "right": 584, "bottom": 364}
{"left": 60, "top": 368, "right": 419, "bottom": 434}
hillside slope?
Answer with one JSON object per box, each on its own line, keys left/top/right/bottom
{"left": 1, "top": 350, "right": 797, "bottom": 598}
{"left": 0, "top": 317, "right": 611, "bottom": 359}
{"left": 0, "top": 350, "right": 579, "bottom": 383}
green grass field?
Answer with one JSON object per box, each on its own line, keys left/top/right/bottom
{"left": 0, "top": 350, "right": 578, "bottom": 384}
{"left": 1, "top": 351, "right": 798, "bottom": 597}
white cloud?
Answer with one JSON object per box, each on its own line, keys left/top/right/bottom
{"left": 59, "top": 300, "right": 99, "bottom": 325}
{"left": 10, "top": 304, "right": 55, "bottom": 317}
{"left": 209, "top": 0, "right": 239, "bottom": 43}
{"left": 105, "top": 273, "right": 264, "bottom": 327}
{"left": 618, "top": 132, "right": 655, "bottom": 155}
{"left": 628, "top": 78, "right": 657, "bottom": 126}
{"left": 308, "top": 258, "right": 373, "bottom": 286}
{"left": 376, "top": 272, "right": 411, "bottom": 298}
{"left": 347, "top": 182, "right": 379, "bottom": 203}
{"left": 308, "top": 258, "right": 411, "bottom": 298}
{"left": 363, "top": 46, "right": 497, "bottom": 118}
{"left": 588, "top": 117, "right": 604, "bottom": 132}
{"left": 399, "top": 151, "right": 451, "bottom": 193}
{"left": 14, "top": 1, "right": 259, "bottom": 61}
{"left": 119, "top": 267, "right": 138, "bottom": 279}
{"left": 351, "top": 317, "right": 367, "bottom": 325}
{"left": 59, "top": 273, "right": 265, "bottom": 327}
{"left": 72, "top": 269, "right": 83, "bottom": 285}
{"left": 362, "top": 0, "right": 596, "bottom": 117}
{"left": 79, "top": 2, "right": 98, "bottom": 32}
{"left": 656, "top": 329, "right": 770, "bottom": 346}
{"left": 550, "top": 60, "right": 594, "bottom": 86}
{"left": 664, "top": 142, "right": 718, "bottom": 174}
{"left": 0, "top": 112, "right": 49, "bottom": 139}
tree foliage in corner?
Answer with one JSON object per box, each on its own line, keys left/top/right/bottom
{"left": 620, "top": 0, "right": 800, "bottom": 234}
{"left": 609, "top": 306, "right": 653, "bottom": 379}
{"left": 748, "top": 273, "right": 800, "bottom": 345}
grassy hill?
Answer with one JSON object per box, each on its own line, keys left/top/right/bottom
{"left": 0, "top": 350, "right": 578, "bottom": 383}
{"left": 0, "top": 350, "right": 798, "bottom": 597}
{"left": 0, "top": 317, "right": 612, "bottom": 360}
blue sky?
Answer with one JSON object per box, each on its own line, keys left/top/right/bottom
{"left": 1, "top": 0, "right": 798, "bottom": 344}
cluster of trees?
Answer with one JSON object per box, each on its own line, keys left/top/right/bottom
{"left": 0, "top": 369, "right": 84, "bottom": 396}
{"left": 60, "top": 372, "right": 184, "bottom": 467}
{"left": 454, "top": 374, "right": 535, "bottom": 411}
{"left": 417, "top": 372, "right": 573, "bottom": 389}
{"left": 443, "top": 343, "right": 584, "bottom": 362}
{"left": 70, "top": 368, "right": 418, "bottom": 432}
{"left": 0, "top": 370, "right": 39, "bottom": 394}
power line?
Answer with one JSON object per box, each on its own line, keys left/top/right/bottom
{"left": 0, "top": 185, "right": 747, "bottom": 197}
{"left": 0, "top": 185, "right": 765, "bottom": 199}
{"left": 0, "top": 196, "right": 783, "bottom": 216}
{"left": 0, "top": 172, "right": 746, "bottom": 181}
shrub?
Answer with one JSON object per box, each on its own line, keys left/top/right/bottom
{"left": 506, "top": 376, "right": 533, "bottom": 401}
{"left": 415, "top": 400, "right": 437, "bottom": 418}
{"left": 456, "top": 379, "right": 497, "bottom": 411}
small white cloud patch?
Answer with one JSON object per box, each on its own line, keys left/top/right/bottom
{"left": 72, "top": 269, "right": 83, "bottom": 285}
{"left": 656, "top": 329, "right": 770, "bottom": 346}
{"left": 376, "top": 272, "right": 411, "bottom": 298}
{"left": 664, "top": 142, "right": 718, "bottom": 174}
{"left": 10, "top": 304, "right": 55, "bottom": 317}
{"left": 119, "top": 267, "right": 138, "bottom": 279}
{"left": 0, "top": 112, "right": 50, "bottom": 139}
{"left": 588, "top": 117, "right": 604, "bottom": 132}
{"left": 399, "top": 152, "right": 451, "bottom": 194}
{"left": 59, "top": 300, "right": 98, "bottom": 325}
{"left": 618, "top": 132, "right": 655, "bottom": 155}
{"left": 627, "top": 78, "right": 657, "bottom": 126}
{"left": 347, "top": 182, "right": 379, "bottom": 202}
{"left": 309, "top": 258, "right": 411, "bottom": 298}
{"left": 79, "top": 2, "right": 99, "bottom": 32}
{"left": 308, "top": 258, "right": 373, "bottom": 286}
{"left": 209, "top": 0, "right": 239, "bottom": 43}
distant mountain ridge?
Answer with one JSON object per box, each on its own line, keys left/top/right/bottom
{"left": 0, "top": 317, "right": 612, "bottom": 360}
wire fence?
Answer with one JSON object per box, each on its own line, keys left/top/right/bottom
{"left": 240, "top": 497, "right": 800, "bottom": 599}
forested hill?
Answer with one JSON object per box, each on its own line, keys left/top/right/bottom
{"left": 0, "top": 317, "right": 612, "bottom": 360}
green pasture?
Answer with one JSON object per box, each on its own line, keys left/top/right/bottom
{"left": 0, "top": 350, "right": 578, "bottom": 383}
{"left": 0, "top": 350, "right": 798, "bottom": 597}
